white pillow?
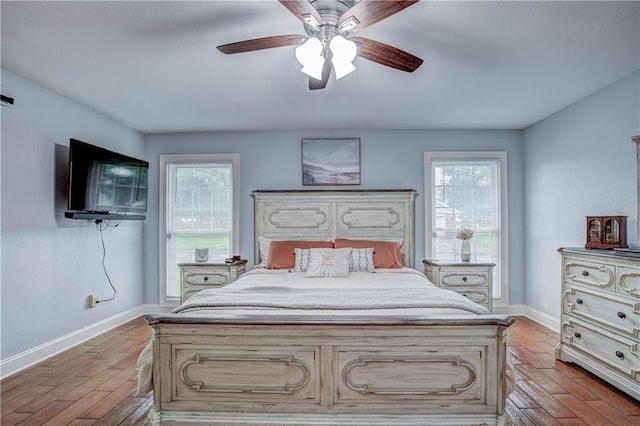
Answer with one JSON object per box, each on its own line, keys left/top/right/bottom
{"left": 296, "top": 247, "right": 374, "bottom": 273}
{"left": 256, "top": 236, "right": 271, "bottom": 268}
{"left": 293, "top": 247, "right": 312, "bottom": 272}
{"left": 306, "top": 248, "right": 352, "bottom": 278}
{"left": 349, "top": 247, "right": 375, "bottom": 272}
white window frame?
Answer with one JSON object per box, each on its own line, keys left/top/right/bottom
{"left": 158, "top": 154, "right": 240, "bottom": 306}
{"left": 424, "top": 151, "right": 509, "bottom": 308}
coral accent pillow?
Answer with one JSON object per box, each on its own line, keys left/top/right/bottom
{"left": 267, "top": 240, "right": 334, "bottom": 269}
{"left": 334, "top": 239, "right": 403, "bottom": 269}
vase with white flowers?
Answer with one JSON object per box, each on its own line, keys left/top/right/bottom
{"left": 456, "top": 228, "right": 474, "bottom": 261}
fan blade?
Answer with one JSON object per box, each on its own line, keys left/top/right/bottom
{"left": 339, "top": 0, "right": 418, "bottom": 32}
{"left": 279, "top": 0, "right": 322, "bottom": 27}
{"left": 351, "top": 37, "right": 423, "bottom": 72}
{"left": 309, "top": 57, "right": 332, "bottom": 90}
{"left": 217, "top": 35, "right": 306, "bottom": 54}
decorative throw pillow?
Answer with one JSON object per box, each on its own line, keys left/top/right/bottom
{"left": 295, "top": 247, "right": 373, "bottom": 273}
{"left": 305, "top": 248, "right": 352, "bottom": 278}
{"left": 349, "top": 247, "right": 375, "bottom": 272}
{"left": 267, "top": 240, "right": 334, "bottom": 269}
{"left": 334, "top": 239, "right": 403, "bottom": 269}
{"left": 293, "top": 248, "right": 312, "bottom": 272}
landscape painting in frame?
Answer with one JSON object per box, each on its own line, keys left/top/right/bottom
{"left": 302, "top": 138, "right": 361, "bottom": 185}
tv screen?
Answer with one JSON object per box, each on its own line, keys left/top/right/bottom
{"left": 67, "top": 139, "right": 148, "bottom": 217}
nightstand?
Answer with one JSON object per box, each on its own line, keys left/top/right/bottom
{"left": 179, "top": 259, "right": 248, "bottom": 303}
{"left": 422, "top": 259, "right": 495, "bottom": 312}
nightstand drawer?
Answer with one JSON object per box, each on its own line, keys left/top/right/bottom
{"left": 183, "top": 285, "right": 220, "bottom": 300}
{"left": 456, "top": 288, "right": 490, "bottom": 307}
{"left": 184, "top": 270, "right": 231, "bottom": 286}
{"left": 440, "top": 270, "right": 489, "bottom": 287}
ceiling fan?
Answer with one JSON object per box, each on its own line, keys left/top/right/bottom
{"left": 216, "top": 0, "right": 424, "bottom": 90}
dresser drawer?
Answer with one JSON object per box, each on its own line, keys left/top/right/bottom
{"left": 564, "top": 259, "right": 615, "bottom": 291}
{"left": 439, "top": 270, "right": 489, "bottom": 287}
{"left": 183, "top": 269, "right": 231, "bottom": 286}
{"left": 563, "top": 286, "right": 640, "bottom": 338}
{"left": 562, "top": 317, "right": 640, "bottom": 378}
{"left": 619, "top": 267, "right": 640, "bottom": 298}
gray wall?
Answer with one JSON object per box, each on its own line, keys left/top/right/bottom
{"left": 5, "top": 67, "right": 635, "bottom": 363}
{"left": 1, "top": 69, "right": 145, "bottom": 359}
{"left": 143, "top": 130, "right": 525, "bottom": 305}
{"left": 523, "top": 71, "right": 639, "bottom": 319}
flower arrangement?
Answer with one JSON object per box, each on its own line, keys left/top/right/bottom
{"left": 456, "top": 227, "right": 474, "bottom": 240}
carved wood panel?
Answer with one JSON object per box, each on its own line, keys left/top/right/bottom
{"left": 173, "top": 346, "right": 319, "bottom": 402}
{"left": 335, "top": 348, "right": 483, "bottom": 402}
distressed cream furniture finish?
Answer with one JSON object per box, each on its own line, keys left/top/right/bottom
{"left": 556, "top": 248, "right": 640, "bottom": 400}
{"left": 253, "top": 189, "right": 416, "bottom": 268}
{"left": 634, "top": 135, "right": 639, "bottom": 248}
{"left": 423, "top": 259, "right": 495, "bottom": 312}
{"left": 145, "top": 189, "right": 514, "bottom": 425}
{"left": 179, "top": 260, "right": 247, "bottom": 303}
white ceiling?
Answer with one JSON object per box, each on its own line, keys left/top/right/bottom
{"left": 2, "top": 1, "right": 639, "bottom": 133}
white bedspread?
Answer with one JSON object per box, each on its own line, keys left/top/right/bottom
{"left": 174, "top": 268, "right": 489, "bottom": 315}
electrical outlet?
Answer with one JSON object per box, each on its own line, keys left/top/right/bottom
{"left": 88, "top": 295, "right": 98, "bottom": 308}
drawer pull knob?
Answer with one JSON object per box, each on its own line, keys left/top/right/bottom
{"left": 462, "top": 277, "right": 468, "bottom": 282}
{"left": 617, "top": 312, "right": 626, "bottom": 319}
{"left": 576, "top": 298, "right": 583, "bottom": 305}
{"left": 204, "top": 276, "right": 209, "bottom": 281}
{"left": 616, "top": 351, "right": 624, "bottom": 359}
{"left": 582, "top": 270, "right": 589, "bottom": 277}
{"left": 574, "top": 332, "right": 581, "bottom": 338}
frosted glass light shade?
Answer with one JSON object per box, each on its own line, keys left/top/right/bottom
{"left": 295, "top": 38, "right": 325, "bottom": 80}
{"left": 330, "top": 35, "right": 357, "bottom": 79}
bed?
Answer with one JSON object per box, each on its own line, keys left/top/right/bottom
{"left": 142, "top": 189, "right": 514, "bottom": 425}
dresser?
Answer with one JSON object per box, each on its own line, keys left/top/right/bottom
{"left": 556, "top": 248, "right": 640, "bottom": 400}
{"left": 179, "top": 260, "right": 247, "bottom": 303}
{"left": 422, "top": 259, "right": 495, "bottom": 312}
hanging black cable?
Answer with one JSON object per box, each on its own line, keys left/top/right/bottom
{"left": 94, "top": 219, "right": 120, "bottom": 303}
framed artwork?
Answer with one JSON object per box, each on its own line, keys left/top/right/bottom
{"left": 301, "top": 138, "right": 361, "bottom": 185}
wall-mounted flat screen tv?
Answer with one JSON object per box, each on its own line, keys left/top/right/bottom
{"left": 66, "top": 138, "right": 148, "bottom": 220}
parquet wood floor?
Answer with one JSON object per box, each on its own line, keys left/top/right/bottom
{"left": 1, "top": 315, "right": 638, "bottom": 425}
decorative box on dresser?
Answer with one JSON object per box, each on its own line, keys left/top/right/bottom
{"left": 179, "top": 259, "right": 247, "bottom": 303}
{"left": 422, "top": 259, "right": 495, "bottom": 312}
{"left": 556, "top": 248, "right": 640, "bottom": 400}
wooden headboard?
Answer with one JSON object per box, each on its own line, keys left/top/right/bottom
{"left": 252, "top": 189, "right": 418, "bottom": 268}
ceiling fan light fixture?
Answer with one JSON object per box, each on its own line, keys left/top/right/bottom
{"left": 301, "top": 57, "right": 325, "bottom": 80}
{"left": 295, "top": 37, "right": 325, "bottom": 79}
{"left": 339, "top": 16, "right": 360, "bottom": 32}
{"left": 301, "top": 13, "right": 320, "bottom": 29}
{"left": 329, "top": 35, "right": 357, "bottom": 79}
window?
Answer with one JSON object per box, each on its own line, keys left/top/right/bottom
{"left": 159, "top": 154, "right": 239, "bottom": 304}
{"left": 424, "top": 152, "right": 508, "bottom": 306}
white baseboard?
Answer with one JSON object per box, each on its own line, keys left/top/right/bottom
{"left": 0, "top": 304, "right": 167, "bottom": 379}
{"left": 1, "top": 303, "right": 559, "bottom": 379}
{"left": 498, "top": 304, "right": 559, "bottom": 331}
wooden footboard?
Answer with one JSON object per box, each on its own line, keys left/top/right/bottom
{"left": 144, "top": 314, "right": 514, "bottom": 425}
